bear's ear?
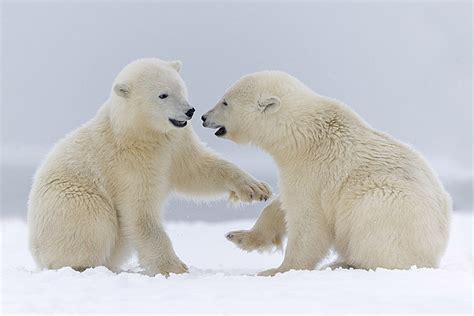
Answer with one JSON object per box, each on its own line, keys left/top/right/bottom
{"left": 113, "top": 83, "right": 131, "bottom": 98}
{"left": 169, "top": 60, "right": 182, "bottom": 73}
{"left": 258, "top": 96, "right": 281, "bottom": 114}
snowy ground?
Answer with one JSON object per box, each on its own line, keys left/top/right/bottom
{"left": 1, "top": 213, "right": 472, "bottom": 314}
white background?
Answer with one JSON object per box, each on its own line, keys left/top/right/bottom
{"left": 1, "top": 0, "right": 472, "bottom": 220}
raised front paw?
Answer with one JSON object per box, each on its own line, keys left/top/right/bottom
{"left": 145, "top": 257, "right": 189, "bottom": 277}
{"left": 226, "top": 229, "right": 278, "bottom": 252}
{"left": 229, "top": 179, "right": 271, "bottom": 203}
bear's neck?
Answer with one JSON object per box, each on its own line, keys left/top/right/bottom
{"left": 259, "top": 101, "right": 365, "bottom": 167}
{"left": 99, "top": 100, "right": 173, "bottom": 147}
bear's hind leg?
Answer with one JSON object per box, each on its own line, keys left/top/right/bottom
{"left": 337, "top": 193, "right": 445, "bottom": 270}
{"left": 31, "top": 189, "right": 118, "bottom": 271}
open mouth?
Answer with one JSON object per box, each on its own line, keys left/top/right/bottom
{"left": 215, "top": 126, "right": 227, "bottom": 137}
{"left": 169, "top": 118, "right": 187, "bottom": 128}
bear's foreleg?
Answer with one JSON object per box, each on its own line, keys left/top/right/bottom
{"left": 225, "top": 196, "right": 286, "bottom": 252}
{"left": 171, "top": 146, "right": 271, "bottom": 202}
{"left": 124, "top": 203, "right": 188, "bottom": 277}
{"left": 258, "top": 203, "right": 331, "bottom": 276}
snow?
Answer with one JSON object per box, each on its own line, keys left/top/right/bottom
{"left": 1, "top": 213, "right": 472, "bottom": 314}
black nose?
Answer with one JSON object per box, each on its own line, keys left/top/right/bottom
{"left": 186, "top": 108, "right": 195, "bottom": 118}
{"left": 201, "top": 115, "right": 207, "bottom": 122}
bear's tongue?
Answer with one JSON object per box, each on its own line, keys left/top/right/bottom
{"left": 215, "top": 127, "right": 226, "bottom": 136}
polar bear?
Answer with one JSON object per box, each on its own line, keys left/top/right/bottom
{"left": 28, "top": 59, "right": 271, "bottom": 276}
{"left": 202, "top": 71, "right": 452, "bottom": 276}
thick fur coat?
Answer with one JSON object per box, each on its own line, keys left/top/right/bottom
{"left": 28, "top": 59, "right": 271, "bottom": 276}
{"left": 203, "top": 71, "right": 452, "bottom": 276}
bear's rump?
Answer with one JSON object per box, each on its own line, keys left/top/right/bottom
{"left": 29, "top": 179, "right": 118, "bottom": 269}
{"left": 333, "top": 190, "right": 447, "bottom": 269}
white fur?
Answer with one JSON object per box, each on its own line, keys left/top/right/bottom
{"left": 203, "top": 71, "right": 452, "bottom": 276}
{"left": 27, "top": 59, "right": 271, "bottom": 276}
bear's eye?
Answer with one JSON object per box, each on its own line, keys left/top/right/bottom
{"left": 159, "top": 94, "right": 168, "bottom": 99}
{"left": 223, "top": 101, "right": 228, "bottom": 106}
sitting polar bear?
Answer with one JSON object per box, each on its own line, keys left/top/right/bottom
{"left": 28, "top": 59, "right": 271, "bottom": 276}
{"left": 202, "top": 71, "right": 452, "bottom": 276}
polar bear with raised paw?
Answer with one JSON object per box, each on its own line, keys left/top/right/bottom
{"left": 202, "top": 71, "right": 451, "bottom": 276}
{"left": 28, "top": 59, "right": 271, "bottom": 276}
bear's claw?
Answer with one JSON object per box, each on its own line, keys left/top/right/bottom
{"left": 229, "top": 179, "right": 272, "bottom": 203}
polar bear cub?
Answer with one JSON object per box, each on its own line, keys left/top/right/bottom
{"left": 202, "top": 71, "right": 451, "bottom": 276}
{"left": 28, "top": 59, "right": 271, "bottom": 276}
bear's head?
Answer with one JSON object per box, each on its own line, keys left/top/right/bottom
{"left": 110, "top": 58, "right": 195, "bottom": 134}
{"left": 202, "top": 71, "right": 301, "bottom": 145}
